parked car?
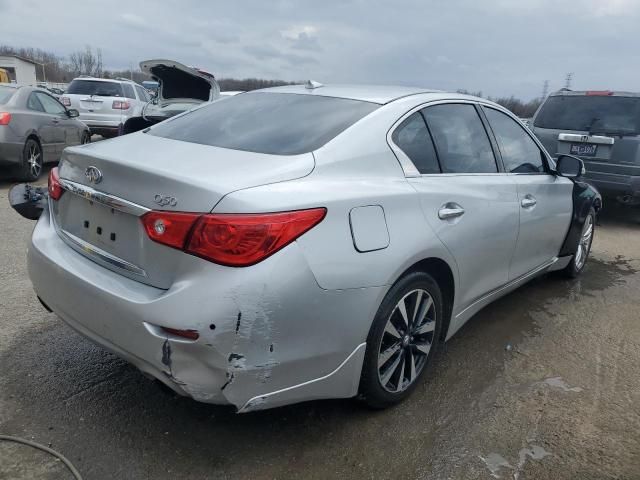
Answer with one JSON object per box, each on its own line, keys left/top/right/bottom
{"left": 531, "top": 90, "right": 640, "bottom": 205}
{"left": 60, "top": 77, "right": 150, "bottom": 138}
{"left": 26, "top": 85, "right": 600, "bottom": 412}
{"left": 122, "top": 59, "right": 220, "bottom": 134}
{"left": 0, "top": 84, "right": 90, "bottom": 181}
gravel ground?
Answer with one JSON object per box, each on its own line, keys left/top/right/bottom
{"left": 0, "top": 173, "right": 639, "bottom": 480}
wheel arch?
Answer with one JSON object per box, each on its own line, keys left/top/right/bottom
{"left": 399, "top": 257, "right": 455, "bottom": 341}
{"left": 558, "top": 180, "right": 602, "bottom": 257}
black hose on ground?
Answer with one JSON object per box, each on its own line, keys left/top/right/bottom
{"left": 0, "top": 435, "right": 83, "bottom": 480}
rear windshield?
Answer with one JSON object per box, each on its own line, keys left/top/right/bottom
{"left": 534, "top": 95, "right": 640, "bottom": 135}
{"left": 148, "top": 92, "right": 379, "bottom": 155}
{"left": 0, "top": 86, "right": 15, "bottom": 104}
{"left": 66, "top": 80, "right": 124, "bottom": 97}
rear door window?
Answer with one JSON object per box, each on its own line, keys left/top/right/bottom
{"left": 534, "top": 95, "right": 640, "bottom": 135}
{"left": 391, "top": 112, "right": 440, "bottom": 174}
{"left": 422, "top": 104, "right": 498, "bottom": 173}
{"left": 135, "top": 85, "right": 149, "bottom": 102}
{"left": 35, "top": 92, "right": 66, "bottom": 115}
{"left": 122, "top": 83, "right": 136, "bottom": 100}
{"left": 66, "top": 80, "right": 124, "bottom": 97}
{"left": 484, "top": 107, "right": 546, "bottom": 173}
{"left": 148, "top": 92, "right": 379, "bottom": 155}
{"left": 27, "top": 93, "right": 45, "bottom": 112}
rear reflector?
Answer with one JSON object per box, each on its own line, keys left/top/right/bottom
{"left": 586, "top": 90, "right": 614, "bottom": 96}
{"left": 112, "top": 100, "right": 131, "bottom": 110}
{"left": 141, "top": 208, "right": 327, "bottom": 267}
{"left": 0, "top": 112, "right": 11, "bottom": 125}
{"left": 141, "top": 211, "right": 200, "bottom": 249}
{"left": 48, "top": 167, "right": 63, "bottom": 200}
{"left": 161, "top": 327, "right": 199, "bottom": 341}
{"left": 60, "top": 96, "right": 71, "bottom": 106}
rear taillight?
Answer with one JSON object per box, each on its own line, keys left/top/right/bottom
{"left": 0, "top": 112, "right": 11, "bottom": 125}
{"left": 112, "top": 100, "right": 130, "bottom": 110}
{"left": 60, "top": 96, "right": 71, "bottom": 106}
{"left": 48, "top": 167, "right": 63, "bottom": 200}
{"left": 141, "top": 208, "right": 326, "bottom": 267}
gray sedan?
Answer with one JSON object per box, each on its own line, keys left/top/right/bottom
{"left": 26, "top": 85, "right": 601, "bottom": 412}
{"left": 0, "top": 85, "right": 90, "bottom": 181}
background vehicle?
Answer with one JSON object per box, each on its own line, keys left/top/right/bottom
{"left": 532, "top": 90, "right": 640, "bottom": 205}
{"left": 60, "top": 77, "right": 150, "bottom": 138}
{"left": 0, "top": 84, "right": 90, "bottom": 181}
{"left": 122, "top": 59, "right": 220, "bottom": 134}
{"left": 0, "top": 68, "right": 9, "bottom": 84}
{"left": 27, "top": 86, "right": 600, "bottom": 412}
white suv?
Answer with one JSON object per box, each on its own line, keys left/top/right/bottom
{"left": 60, "top": 77, "right": 151, "bottom": 138}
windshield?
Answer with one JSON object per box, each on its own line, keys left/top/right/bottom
{"left": 66, "top": 79, "right": 124, "bottom": 97}
{"left": 148, "top": 92, "right": 379, "bottom": 155}
{"left": 0, "top": 86, "right": 15, "bottom": 104}
{"left": 534, "top": 95, "right": 640, "bottom": 135}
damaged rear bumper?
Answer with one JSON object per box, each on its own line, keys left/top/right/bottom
{"left": 28, "top": 206, "right": 385, "bottom": 411}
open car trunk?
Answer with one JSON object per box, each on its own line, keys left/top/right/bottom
{"left": 123, "top": 59, "right": 220, "bottom": 134}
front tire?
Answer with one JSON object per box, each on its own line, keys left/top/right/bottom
{"left": 563, "top": 207, "right": 595, "bottom": 278}
{"left": 19, "top": 138, "right": 43, "bottom": 182}
{"left": 359, "top": 271, "right": 443, "bottom": 409}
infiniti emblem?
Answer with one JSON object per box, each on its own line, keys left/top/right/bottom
{"left": 85, "top": 166, "right": 103, "bottom": 184}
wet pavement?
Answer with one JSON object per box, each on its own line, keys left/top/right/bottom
{"left": 1, "top": 176, "right": 639, "bottom": 479}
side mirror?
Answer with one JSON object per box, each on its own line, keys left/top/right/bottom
{"left": 556, "top": 154, "right": 584, "bottom": 178}
{"left": 67, "top": 108, "right": 79, "bottom": 118}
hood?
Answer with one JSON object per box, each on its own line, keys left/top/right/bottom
{"left": 140, "top": 59, "right": 220, "bottom": 105}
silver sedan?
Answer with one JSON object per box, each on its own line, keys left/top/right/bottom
{"left": 27, "top": 84, "right": 601, "bottom": 412}
{"left": 0, "top": 85, "right": 90, "bottom": 181}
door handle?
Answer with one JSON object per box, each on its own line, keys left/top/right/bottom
{"left": 52, "top": 118, "right": 60, "bottom": 124}
{"left": 521, "top": 195, "right": 537, "bottom": 208}
{"left": 438, "top": 203, "right": 465, "bottom": 220}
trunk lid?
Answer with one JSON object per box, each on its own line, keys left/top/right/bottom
{"left": 140, "top": 59, "right": 220, "bottom": 107}
{"left": 54, "top": 132, "right": 314, "bottom": 288}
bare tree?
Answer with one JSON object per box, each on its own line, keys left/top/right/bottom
{"left": 68, "top": 45, "right": 103, "bottom": 77}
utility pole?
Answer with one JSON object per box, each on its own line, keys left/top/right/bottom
{"left": 541, "top": 80, "right": 549, "bottom": 100}
{"left": 564, "top": 72, "right": 573, "bottom": 90}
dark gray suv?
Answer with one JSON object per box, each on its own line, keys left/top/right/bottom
{"left": 532, "top": 90, "right": 640, "bottom": 205}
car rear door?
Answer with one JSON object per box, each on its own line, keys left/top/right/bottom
{"left": 397, "top": 102, "right": 520, "bottom": 311}
{"left": 483, "top": 106, "right": 573, "bottom": 279}
{"left": 26, "top": 92, "right": 58, "bottom": 162}
{"left": 35, "top": 91, "right": 75, "bottom": 153}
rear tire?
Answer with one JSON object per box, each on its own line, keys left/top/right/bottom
{"left": 563, "top": 207, "right": 595, "bottom": 278}
{"left": 19, "top": 138, "right": 43, "bottom": 182}
{"left": 359, "top": 271, "right": 443, "bottom": 409}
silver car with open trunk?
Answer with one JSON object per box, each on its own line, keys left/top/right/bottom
{"left": 26, "top": 84, "right": 601, "bottom": 412}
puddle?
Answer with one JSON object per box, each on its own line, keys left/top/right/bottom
{"left": 481, "top": 445, "right": 552, "bottom": 479}
{"left": 542, "top": 376, "right": 583, "bottom": 393}
{"left": 479, "top": 453, "right": 512, "bottom": 478}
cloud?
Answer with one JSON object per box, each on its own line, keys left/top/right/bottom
{"left": 2, "top": 0, "right": 639, "bottom": 98}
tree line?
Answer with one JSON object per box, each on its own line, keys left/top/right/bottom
{"left": 2, "top": 44, "right": 540, "bottom": 116}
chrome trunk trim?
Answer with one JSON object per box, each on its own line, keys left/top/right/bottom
{"left": 558, "top": 133, "right": 615, "bottom": 145}
{"left": 58, "top": 178, "right": 150, "bottom": 217}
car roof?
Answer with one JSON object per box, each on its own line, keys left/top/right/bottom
{"left": 550, "top": 89, "right": 640, "bottom": 97}
{"left": 71, "top": 76, "right": 134, "bottom": 84}
{"left": 0, "top": 83, "right": 20, "bottom": 89}
{"left": 254, "top": 83, "right": 441, "bottom": 105}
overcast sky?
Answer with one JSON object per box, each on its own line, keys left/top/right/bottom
{"left": 2, "top": 0, "right": 639, "bottom": 99}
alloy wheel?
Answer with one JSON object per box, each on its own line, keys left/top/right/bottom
{"left": 574, "top": 214, "right": 593, "bottom": 270}
{"left": 27, "top": 142, "right": 42, "bottom": 178}
{"left": 377, "top": 289, "right": 436, "bottom": 393}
